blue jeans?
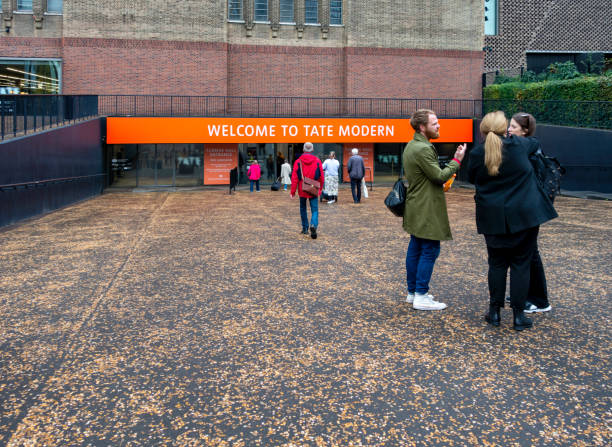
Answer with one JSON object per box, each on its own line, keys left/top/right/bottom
{"left": 350, "top": 178, "right": 362, "bottom": 203}
{"left": 299, "top": 196, "right": 319, "bottom": 230}
{"left": 406, "top": 235, "right": 441, "bottom": 294}
{"left": 250, "top": 180, "right": 260, "bottom": 192}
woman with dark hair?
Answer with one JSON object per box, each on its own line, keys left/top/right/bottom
{"left": 468, "top": 111, "right": 557, "bottom": 331}
{"left": 507, "top": 112, "right": 553, "bottom": 313}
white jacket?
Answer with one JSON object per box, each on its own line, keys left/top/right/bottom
{"left": 280, "top": 162, "right": 292, "bottom": 184}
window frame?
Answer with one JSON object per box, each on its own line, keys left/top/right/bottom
{"left": 16, "top": 0, "right": 34, "bottom": 12}
{"left": 228, "top": 0, "right": 244, "bottom": 22}
{"left": 484, "top": 0, "right": 498, "bottom": 36}
{"left": 254, "top": 0, "right": 269, "bottom": 23}
{"left": 330, "top": 0, "right": 342, "bottom": 26}
{"left": 279, "top": 0, "right": 295, "bottom": 24}
{"left": 304, "top": 0, "right": 319, "bottom": 25}
{"left": 46, "top": 0, "right": 63, "bottom": 15}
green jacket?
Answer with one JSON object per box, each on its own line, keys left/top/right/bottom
{"left": 402, "top": 133, "right": 460, "bottom": 241}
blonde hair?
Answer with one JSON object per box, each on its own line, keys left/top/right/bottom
{"left": 480, "top": 111, "right": 507, "bottom": 176}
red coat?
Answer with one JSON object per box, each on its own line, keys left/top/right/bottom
{"left": 247, "top": 162, "right": 261, "bottom": 180}
{"left": 291, "top": 153, "right": 324, "bottom": 198}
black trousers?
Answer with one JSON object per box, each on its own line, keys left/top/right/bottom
{"left": 485, "top": 226, "right": 539, "bottom": 309}
{"left": 527, "top": 246, "right": 549, "bottom": 308}
{"left": 350, "top": 178, "right": 362, "bottom": 203}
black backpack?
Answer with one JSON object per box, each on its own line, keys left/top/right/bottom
{"left": 529, "top": 148, "right": 565, "bottom": 203}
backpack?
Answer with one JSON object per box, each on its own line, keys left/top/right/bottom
{"left": 529, "top": 148, "right": 565, "bottom": 203}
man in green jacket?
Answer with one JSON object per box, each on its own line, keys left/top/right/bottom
{"left": 403, "top": 109, "right": 466, "bottom": 310}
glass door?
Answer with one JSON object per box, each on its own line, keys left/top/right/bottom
{"left": 137, "top": 144, "right": 175, "bottom": 186}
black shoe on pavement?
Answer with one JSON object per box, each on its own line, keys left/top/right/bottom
{"left": 485, "top": 305, "right": 501, "bottom": 327}
{"left": 513, "top": 309, "right": 533, "bottom": 331}
{"left": 310, "top": 226, "right": 317, "bottom": 239}
{"left": 301, "top": 228, "right": 309, "bottom": 235}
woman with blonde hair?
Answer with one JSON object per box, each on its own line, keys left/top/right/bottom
{"left": 468, "top": 111, "right": 557, "bottom": 331}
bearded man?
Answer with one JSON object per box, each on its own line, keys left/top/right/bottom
{"left": 402, "top": 109, "right": 467, "bottom": 311}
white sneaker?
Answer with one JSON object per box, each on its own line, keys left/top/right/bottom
{"left": 413, "top": 293, "right": 447, "bottom": 311}
{"left": 406, "top": 292, "right": 415, "bottom": 303}
{"left": 328, "top": 200, "right": 335, "bottom": 204}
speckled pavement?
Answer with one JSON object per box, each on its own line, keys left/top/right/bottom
{"left": 1, "top": 188, "right": 610, "bottom": 446}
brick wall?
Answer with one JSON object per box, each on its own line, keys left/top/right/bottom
{"left": 0, "top": 1, "right": 485, "bottom": 99}
{"left": 60, "top": 38, "right": 228, "bottom": 96}
{"left": 228, "top": 45, "right": 344, "bottom": 98}
{"left": 346, "top": 48, "right": 483, "bottom": 99}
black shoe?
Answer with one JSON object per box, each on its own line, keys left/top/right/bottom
{"left": 310, "top": 226, "right": 317, "bottom": 239}
{"left": 513, "top": 309, "right": 533, "bottom": 331}
{"left": 301, "top": 228, "right": 309, "bottom": 235}
{"left": 485, "top": 305, "right": 501, "bottom": 327}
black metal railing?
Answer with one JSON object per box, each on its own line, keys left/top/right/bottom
{"left": 1, "top": 95, "right": 610, "bottom": 142}
{"left": 97, "top": 95, "right": 483, "bottom": 119}
{"left": 0, "top": 95, "right": 98, "bottom": 141}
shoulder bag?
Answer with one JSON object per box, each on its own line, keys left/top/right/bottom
{"left": 299, "top": 160, "right": 320, "bottom": 197}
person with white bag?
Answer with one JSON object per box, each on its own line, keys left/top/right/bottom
{"left": 346, "top": 148, "right": 365, "bottom": 203}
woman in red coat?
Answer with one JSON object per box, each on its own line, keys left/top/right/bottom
{"left": 290, "top": 142, "right": 324, "bottom": 239}
{"left": 247, "top": 159, "right": 261, "bottom": 192}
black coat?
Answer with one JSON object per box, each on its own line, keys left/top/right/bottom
{"left": 467, "top": 135, "right": 558, "bottom": 235}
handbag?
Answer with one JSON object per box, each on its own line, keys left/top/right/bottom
{"left": 299, "top": 161, "right": 320, "bottom": 197}
{"left": 270, "top": 177, "right": 281, "bottom": 191}
{"left": 384, "top": 179, "right": 407, "bottom": 217}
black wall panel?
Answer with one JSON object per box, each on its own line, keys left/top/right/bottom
{"left": 0, "top": 119, "right": 104, "bottom": 228}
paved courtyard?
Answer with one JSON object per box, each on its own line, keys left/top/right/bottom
{"left": 0, "top": 187, "right": 610, "bottom": 446}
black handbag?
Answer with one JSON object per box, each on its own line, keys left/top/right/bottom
{"left": 270, "top": 177, "right": 281, "bottom": 191}
{"left": 384, "top": 179, "right": 407, "bottom": 217}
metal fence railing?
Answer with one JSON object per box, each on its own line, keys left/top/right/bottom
{"left": 0, "top": 95, "right": 98, "bottom": 141}
{"left": 97, "top": 95, "right": 483, "bottom": 120}
{"left": 1, "top": 95, "right": 610, "bottom": 142}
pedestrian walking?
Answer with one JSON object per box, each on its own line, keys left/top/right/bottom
{"left": 322, "top": 151, "right": 340, "bottom": 203}
{"left": 280, "top": 159, "right": 292, "bottom": 191}
{"left": 291, "top": 142, "right": 324, "bottom": 239}
{"left": 403, "top": 109, "right": 467, "bottom": 310}
{"left": 247, "top": 160, "right": 261, "bottom": 192}
{"left": 468, "top": 111, "right": 557, "bottom": 330}
{"left": 346, "top": 148, "right": 365, "bottom": 203}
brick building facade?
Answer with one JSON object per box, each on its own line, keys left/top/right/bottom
{"left": 1, "top": 1, "right": 484, "bottom": 99}
{"left": 484, "top": 0, "right": 612, "bottom": 75}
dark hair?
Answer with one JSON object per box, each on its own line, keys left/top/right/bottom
{"left": 410, "top": 109, "right": 435, "bottom": 132}
{"left": 511, "top": 112, "right": 536, "bottom": 136}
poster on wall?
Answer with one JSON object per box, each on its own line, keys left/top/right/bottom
{"left": 204, "top": 144, "right": 238, "bottom": 185}
{"left": 343, "top": 143, "right": 374, "bottom": 182}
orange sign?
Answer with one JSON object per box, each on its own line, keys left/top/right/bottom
{"left": 343, "top": 144, "right": 374, "bottom": 182}
{"left": 107, "top": 117, "right": 473, "bottom": 144}
{"left": 203, "top": 144, "right": 238, "bottom": 185}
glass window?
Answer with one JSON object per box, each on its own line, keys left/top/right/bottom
{"left": 17, "top": 0, "right": 33, "bottom": 11}
{"left": 280, "top": 0, "right": 294, "bottom": 23}
{"left": 254, "top": 0, "right": 268, "bottom": 22}
{"left": 47, "top": 0, "right": 63, "bottom": 13}
{"left": 0, "top": 59, "right": 61, "bottom": 94}
{"left": 228, "top": 0, "right": 243, "bottom": 21}
{"left": 484, "top": 0, "right": 498, "bottom": 35}
{"left": 330, "top": 0, "right": 342, "bottom": 25}
{"left": 305, "top": 0, "right": 318, "bottom": 24}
